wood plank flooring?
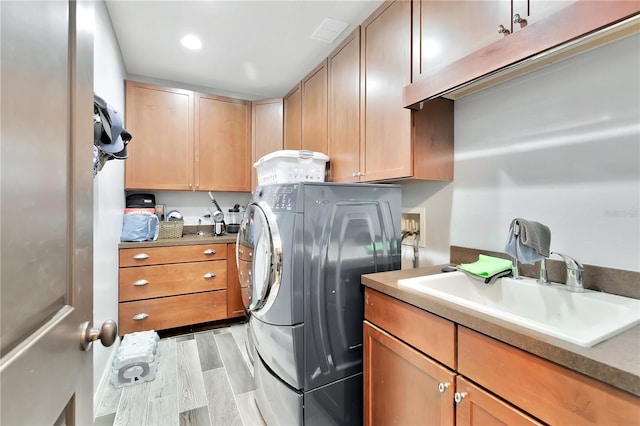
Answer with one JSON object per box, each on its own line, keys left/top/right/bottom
{"left": 94, "top": 322, "right": 265, "bottom": 426}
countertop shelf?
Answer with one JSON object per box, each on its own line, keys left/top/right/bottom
{"left": 118, "top": 233, "right": 238, "bottom": 249}
{"left": 362, "top": 265, "right": 640, "bottom": 397}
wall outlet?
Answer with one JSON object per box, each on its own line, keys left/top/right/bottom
{"left": 402, "top": 207, "right": 426, "bottom": 248}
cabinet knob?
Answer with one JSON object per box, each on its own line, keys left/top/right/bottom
{"left": 133, "top": 313, "right": 149, "bottom": 321}
{"left": 133, "top": 253, "right": 150, "bottom": 260}
{"left": 513, "top": 13, "right": 526, "bottom": 24}
{"left": 438, "top": 382, "right": 450, "bottom": 393}
{"left": 497, "top": 24, "right": 510, "bottom": 34}
{"left": 454, "top": 392, "right": 467, "bottom": 403}
{"left": 133, "top": 279, "right": 150, "bottom": 286}
{"left": 203, "top": 249, "right": 216, "bottom": 255}
{"left": 203, "top": 272, "right": 217, "bottom": 279}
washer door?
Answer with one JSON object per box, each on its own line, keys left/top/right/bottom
{"left": 237, "top": 201, "right": 282, "bottom": 314}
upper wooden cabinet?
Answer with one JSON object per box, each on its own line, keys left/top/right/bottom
{"left": 125, "top": 81, "right": 194, "bottom": 190}
{"left": 283, "top": 83, "right": 302, "bottom": 150}
{"left": 327, "top": 28, "right": 361, "bottom": 183}
{"left": 301, "top": 60, "right": 328, "bottom": 154}
{"left": 124, "top": 80, "right": 251, "bottom": 192}
{"left": 251, "top": 98, "right": 283, "bottom": 188}
{"left": 361, "top": 0, "right": 453, "bottom": 182}
{"left": 405, "top": 0, "right": 639, "bottom": 106}
{"left": 195, "top": 93, "right": 251, "bottom": 192}
{"left": 412, "top": 0, "right": 576, "bottom": 81}
{"left": 412, "top": 0, "right": 511, "bottom": 81}
{"left": 512, "top": 0, "right": 577, "bottom": 31}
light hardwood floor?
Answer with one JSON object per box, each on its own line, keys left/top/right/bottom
{"left": 94, "top": 322, "right": 265, "bottom": 426}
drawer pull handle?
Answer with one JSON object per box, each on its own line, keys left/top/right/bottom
{"left": 454, "top": 392, "right": 467, "bottom": 403}
{"left": 438, "top": 382, "right": 450, "bottom": 393}
{"left": 133, "top": 279, "right": 150, "bottom": 286}
{"left": 133, "top": 253, "right": 150, "bottom": 260}
{"left": 238, "top": 248, "right": 244, "bottom": 254}
{"left": 203, "top": 272, "right": 217, "bottom": 279}
{"left": 203, "top": 249, "right": 217, "bottom": 255}
{"left": 133, "top": 313, "right": 149, "bottom": 321}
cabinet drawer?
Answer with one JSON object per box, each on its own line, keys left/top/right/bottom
{"left": 364, "top": 288, "right": 456, "bottom": 369}
{"left": 119, "top": 260, "right": 227, "bottom": 302}
{"left": 119, "top": 244, "right": 226, "bottom": 266}
{"left": 118, "top": 291, "right": 227, "bottom": 335}
{"left": 458, "top": 327, "right": 640, "bottom": 425}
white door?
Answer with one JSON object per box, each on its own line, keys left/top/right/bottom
{"left": 0, "top": 1, "right": 113, "bottom": 424}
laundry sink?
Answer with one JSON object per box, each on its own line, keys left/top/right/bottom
{"left": 397, "top": 271, "right": 640, "bottom": 347}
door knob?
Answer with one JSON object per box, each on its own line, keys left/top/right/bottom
{"left": 80, "top": 319, "right": 117, "bottom": 351}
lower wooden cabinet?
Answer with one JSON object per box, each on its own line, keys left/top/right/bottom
{"left": 226, "top": 243, "right": 245, "bottom": 318}
{"left": 118, "top": 243, "right": 245, "bottom": 335}
{"left": 458, "top": 327, "right": 640, "bottom": 425}
{"left": 363, "top": 321, "right": 455, "bottom": 426}
{"left": 119, "top": 291, "right": 227, "bottom": 335}
{"left": 364, "top": 288, "right": 639, "bottom": 425}
{"left": 455, "top": 376, "right": 541, "bottom": 426}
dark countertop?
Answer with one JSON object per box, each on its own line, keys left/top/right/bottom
{"left": 118, "top": 232, "right": 238, "bottom": 249}
{"left": 362, "top": 265, "right": 640, "bottom": 397}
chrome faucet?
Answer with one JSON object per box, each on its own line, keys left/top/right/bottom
{"left": 537, "top": 258, "right": 550, "bottom": 285}
{"left": 552, "top": 252, "right": 584, "bottom": 293}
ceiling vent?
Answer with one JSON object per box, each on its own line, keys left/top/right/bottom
{"left": 311, "top": 17, "right": 349, "bottom": 43}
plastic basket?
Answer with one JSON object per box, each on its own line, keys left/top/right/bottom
{"left": 254, "top": 150, "right": 329, "bottom": 186}
{"left": 158, "top": 221, "right": 183, "bottom": 239}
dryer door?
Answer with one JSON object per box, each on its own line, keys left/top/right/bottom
{"left": 237, "top": 201, "right": 282, "bottom": 314}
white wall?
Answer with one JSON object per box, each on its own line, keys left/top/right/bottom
{"left": 93, "top": 0, "right": 127, "bottom": 397}
{"left": 145, "top": 190, "right": 251, "bottom": 226}
{"left": 403, "top": 33, "right": 639, "bottom": 272}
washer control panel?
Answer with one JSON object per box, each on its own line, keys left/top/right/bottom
{"left": 255, "top": 184, "right": 300, "bottom": 212}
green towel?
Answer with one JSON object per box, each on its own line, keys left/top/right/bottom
{"left": 458, "top": 254, "right": 513, "bottom": 278}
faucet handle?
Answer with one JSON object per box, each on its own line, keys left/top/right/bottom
{"left": 551, "top": 252, "right": 584, "bottom": 292}
{"left": 551, "top": 252, "right": 583, "bottom": 270}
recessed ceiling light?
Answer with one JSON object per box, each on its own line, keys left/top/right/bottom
{"left": 181, "top": 34, "right": 202, "bottom": 50}
{"left": 311, "top": 17, "right": 349, "bottom": 43}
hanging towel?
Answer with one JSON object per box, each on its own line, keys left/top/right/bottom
{"left": 458, "top": 254, "right": 514, "bottom": 278}
{"left": 504, "top": 218, "right": 551, "bottom": 264}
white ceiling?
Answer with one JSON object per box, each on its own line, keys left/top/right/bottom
{"left": 105, "top": 0, "right": 384, "bottom": 100}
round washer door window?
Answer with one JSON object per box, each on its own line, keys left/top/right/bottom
{"left": 237, "top": 203, "right": 274, "bottom": 312}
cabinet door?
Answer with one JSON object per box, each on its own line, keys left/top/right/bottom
{"left": 412, "top": 0, "right": 512, "bottom": 81}
{"left": 195, "top": 93, "right": 251, "bottom": 192}
{"left": 283, "top": 84, "right": 302, "bottom": 150}
{"left": 328, "top": 28, "right": 361, "bottom": 182}
{"left": 512, "top": 0, "right": 576, "bottom": 31}
{"left": 458, "top": 327, "right": 640, "bottom": 425}
{"left": 227, "top": 243, "right": 245, "bottom": 318}
{"left": 360, "top": 0, "right": 412, "bottom": 181}
{"left": 251, "top": 98, "right": 283, "bottom": 188}
{"left": 364, "top": 321, "right": 455, "bottom": 426}
{"left": 125, "top": 80, "right": 194, "bottom": 190}
{"left": 455, "top": 376, "right": 542, "bottom": 426}
{"left": 301, "top": 60, "right": 328, "bottom": 154}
